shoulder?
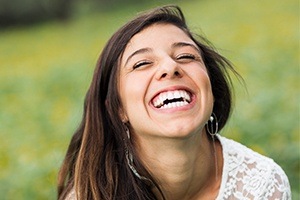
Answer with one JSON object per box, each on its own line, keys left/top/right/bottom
{"left": 217, "top": 135, "right": 291, "bottom": 200}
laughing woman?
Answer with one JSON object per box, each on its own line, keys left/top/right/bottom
{"left": 57, "top": 5, "right": 291, "bottom": 200}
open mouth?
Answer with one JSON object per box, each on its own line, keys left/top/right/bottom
{"left": 152, "top": 90, "right": 192, "bottom": 109}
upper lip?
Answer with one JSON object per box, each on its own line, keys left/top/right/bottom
{"left": 150, "top": 85, "right": 194, "bottom": 106}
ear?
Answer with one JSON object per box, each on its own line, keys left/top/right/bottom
{"left": 119, "top": 107, "right": 129, "bottom": 123}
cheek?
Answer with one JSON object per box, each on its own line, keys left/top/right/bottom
{"left": 189, "top": 65, "right": 212, "bottom": 89}
{"left": 119, "top": 79, "right": 130, "bottom": 112}
{"left": 191, "top": 66, "right": 214, "bottom": 106}
{"left": 201, "top": 69, "right": 214, "bottom": 101}
{"left": 203, "top": 73, "right": 214, "bottom": 103}
{"left": 119, "top": 73, "right": 149, "bottom": 113}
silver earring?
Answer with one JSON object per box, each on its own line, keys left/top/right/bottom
{"left": 125, "top": 125, "right": 130, "bottom": 139}
{"left": 206, "top": 113, "right": 219, "bottom": 180}
{"left": 124, "top": 126, "right": 153, "bottom": 184}
{"left": 206, "top": 112, "right": 219, "bottom": 136}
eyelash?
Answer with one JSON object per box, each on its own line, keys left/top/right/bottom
{"left": 176, "top": 53, "right": 197, "bottom": 60}
{"left": 132, "top": 53, "right": 199, "bottom": 70}
{"left": 133, "top": 60, "right": 152, "bottom": 69}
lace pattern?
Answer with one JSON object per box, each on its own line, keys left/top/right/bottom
{"left": 216, "top": 135, "right": 291, "bottom": 200}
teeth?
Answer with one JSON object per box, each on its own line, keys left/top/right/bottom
{"left": 184, "top": 92, "right": 191, "bottom": 102}
{"left": 153, "top": 90, "right": 192, "bottom": 109}
{"left": 174, "top": 90, "right": 180, "bottom": 98}
{"left": 161, "top": 101, "right": 189, "bottom": 109}
{"left": 167, "top": 91, "right": 174, "bottom": 100}
{"left": 162, "top": 93, "right": 167, "bottom": 103}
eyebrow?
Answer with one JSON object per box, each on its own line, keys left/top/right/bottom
{"left": 171, "top": 42, "right": 201, "bottom": 52}
{"left": 124, "top": 48, "right": 152, "bottom": 66}
{"left": 124, "top": 42, "right": 201, "bottom": 66}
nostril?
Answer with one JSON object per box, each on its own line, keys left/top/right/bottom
{"left": 157, "top": 68, "right": 182, "bottom": 80}
{"left": 174, "top": 71, "right": 180, "bottom": 76}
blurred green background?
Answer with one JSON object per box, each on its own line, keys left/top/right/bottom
{"left": 0, "top": 0, "right": 299, "bottom": 199}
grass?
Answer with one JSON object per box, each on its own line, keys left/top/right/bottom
{"left": 0, "top": 0, "right": 299, "bottom": 199}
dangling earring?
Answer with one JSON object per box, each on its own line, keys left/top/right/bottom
{"left": 205, "top": 113, "right": 219, "bottom": 180}
{"left": 125, "top": 125, "right": 130, "bottom": 139}
{"left": 124, "top": 125, "right": 153, "bottom": 184}
{"left": 206, "top": 112, "right": 219, "bottom": 136}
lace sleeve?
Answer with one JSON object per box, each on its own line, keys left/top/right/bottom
{"left": 217, "top": 136, "right": 291, "bottom": 200}
{"left": 261, "top": 164, "right": 291, "bottom": 200}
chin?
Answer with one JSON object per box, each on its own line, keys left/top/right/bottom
{"left": 159, "top": 123, "right": 203, "bottom": 139}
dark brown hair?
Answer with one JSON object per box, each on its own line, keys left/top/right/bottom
{"left": 58, "top": 5, "right": 237, "bottom": 200}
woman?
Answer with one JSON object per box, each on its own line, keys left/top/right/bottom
{"left": 57, "top": 5, "right": 291, "bottom": 200}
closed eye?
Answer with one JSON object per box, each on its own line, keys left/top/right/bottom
{"left": 177, "top": 53, "right": 197, "bottom": 60}
{"left": 176, "top": 53, "right": 203, "bottom": 64}
{"left": 133, "top": 60, "right": 152, "bottom": 70}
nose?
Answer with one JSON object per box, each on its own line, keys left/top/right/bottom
{"left": 155, "top": 59, "right": 183, "bottom": 80}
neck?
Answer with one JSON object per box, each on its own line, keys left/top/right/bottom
{"left": 135, "top": 130, "right": 223, "bottom": 200}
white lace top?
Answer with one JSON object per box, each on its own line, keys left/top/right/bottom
{"left": 216, "top": 135, "right": 291, "bottom": 200}
{"left": 65, "top": 135, "right": 291, "bottom": 200}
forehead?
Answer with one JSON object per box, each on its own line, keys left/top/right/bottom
{"left": 121, "top": 23, "right": 195, "bottom": 60}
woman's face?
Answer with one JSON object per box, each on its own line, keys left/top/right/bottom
{"left": 119, "top": 23, "right": 214, "bottom": 139}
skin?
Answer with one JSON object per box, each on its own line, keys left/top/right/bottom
{"left": 119, "top": 23, "right": 223, "bottom": 200}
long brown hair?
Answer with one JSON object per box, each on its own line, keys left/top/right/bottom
{"left": 58, "top": 5, "right": 237, "bottom": 200}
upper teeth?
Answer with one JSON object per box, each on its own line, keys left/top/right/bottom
{"left": 153, "top": 90, "right": 191, "bottom": 108}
